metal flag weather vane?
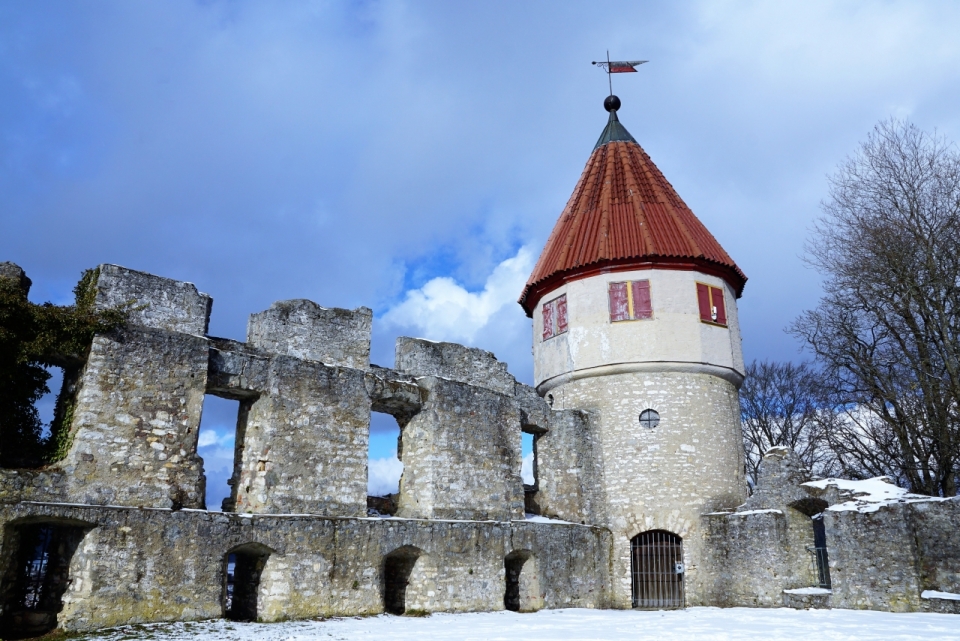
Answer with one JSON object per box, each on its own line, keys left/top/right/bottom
{"left": 592, "top": 51, "right": 647, "bottom": 95}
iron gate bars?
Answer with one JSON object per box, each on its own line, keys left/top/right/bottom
{"left": 631, "top": 530, "right": 685, "bottom": 609}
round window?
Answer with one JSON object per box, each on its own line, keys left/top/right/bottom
{"left": 639, "top": 409, "right": 660, "bottom": 429}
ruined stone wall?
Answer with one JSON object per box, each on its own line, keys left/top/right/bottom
{"left": 698, "top": 448, "right": 960, "bottom": 613}
{"left": 0, "top": 503, "right": 612, "bottom": 632}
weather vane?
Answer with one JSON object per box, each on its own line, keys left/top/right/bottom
{"left": 592, "top": 51, "right": 647, "bottom": 96}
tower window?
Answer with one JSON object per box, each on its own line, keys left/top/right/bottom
{"left": 609, "top": 280, "right": 652, "bottom": 322}
{"left": 639, "top": 409, "right": 660, "bottom": 429}
{"left": 696, "top": 283, "right": 727, "bottom": 326}
{"left": 541, "top": 295, "right": 567, "bottom": 341}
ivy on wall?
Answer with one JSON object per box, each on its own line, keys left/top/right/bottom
{"left": 0, "top": 268, "right": 126, "bottom": 468}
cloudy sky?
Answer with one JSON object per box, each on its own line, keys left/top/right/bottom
{"left": 4, "top": 1, "right": 959, "bottom": 506}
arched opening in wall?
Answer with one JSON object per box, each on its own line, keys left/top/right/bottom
{"left": 630, "top": 530, "right": 684, "bottom": 609}
{"left": 504, "top": 550, "right": 541, "bottom": 612}
{"left": 0, "top": 520, "right": 91, "bottom": 640}
{"left": 521, "top": 427, "right": 544, "bottom": 515}
{"left": 789, "top": 498, "right": 831, "bottom": 589}
{"left": 198, "top": 394, "right": 253, "bottom": 511}
{"left": 383, "top": 546, "right": 421, "bottom": 615}
{"left": 367, "top": 411, "right": 404, "bottom": 516}
{"left": 222, "top": 543, "right": 271, "bottom": 621}
{"left": 810, "top": 515, "right": 832, "bottom": 588}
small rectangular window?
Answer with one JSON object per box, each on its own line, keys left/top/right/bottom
{"left": 556, "top": 295, "right": 568, "bottom": 334}
{"left": 542, "top": 299, "right": 555, "bottom": 341}
{"left": 541, "top": 294, "right": 567, "bottom": 340}
{"left": 696, "top": 282, "right": 728, "bottom": 327}
{"left": 609, "top": 280, "right": 653, "bottom": 322}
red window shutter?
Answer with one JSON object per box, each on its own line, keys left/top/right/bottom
{"left": 696, "top": 283, "right": 711, "bottom": 322}
{"left": 711, "top": 286, "right": 727, "bottom": 326}
{"left": 556, "top": 295, "right": 568, "bottom": 334}
{"left": 542, "top": 300, "right": 555, "bottom": 340}
{"left": 609, "top": 282, "right": 629, "bottom": 322}
{"left": 632, "top": 280, "right": 652, "bottom": 319}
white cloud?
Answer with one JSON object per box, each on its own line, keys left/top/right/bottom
{"left": 382, "top": 246, "right": 534, "bottom": 345}
{"left": 521, "top": 452, "right": 534, "bottom": 486}
{"left": 368, "top": 454, "right": 404, "bottom": 497}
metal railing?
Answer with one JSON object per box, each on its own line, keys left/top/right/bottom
{"left": 807, "top": 546, "right": 831, "bottom": 589}
{"left": 631, "top": 530, "right": 685, "bottom": 609}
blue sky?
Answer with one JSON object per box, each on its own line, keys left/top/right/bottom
{"left": 4, "top": 1, "right": 960, "bottom": 507}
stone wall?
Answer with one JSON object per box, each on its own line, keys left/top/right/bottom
{"left": 0, "top": 503, "right": 612, "bottom": 632}
{"left": 0, "top": 263, "right": 618, "bottom": 634}
{"left": 698, "top": 448, "right": 960, "bottom": 613}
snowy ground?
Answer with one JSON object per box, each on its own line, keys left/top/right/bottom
{"left": 75, "top": 607, "right": 960, "bottom": 640}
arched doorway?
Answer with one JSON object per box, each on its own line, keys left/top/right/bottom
{"left": 383, "top": 546, "right": 421, "bottom": 615}
{"left": 630, "top": 530, "right": 684, "bottom": 609}
{"left": 504, "top": 550, "right": 541, "bottom": 612}
{"left": 0, "top": 520, "right": 90, "bottom": 640}
{"left": 223, "top": 543, "right": 271, "bottom": 621}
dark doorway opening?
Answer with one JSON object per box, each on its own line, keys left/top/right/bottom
{"left": 383, "top": 546, "right": 421, "bottom": 615}
{"left": 811, "top": 516, "right": 831, "bottom": 589}
{"left": 223, "top": 545, "right": 270, "bottom": 621}
{"left": 630, "top": 530, "right": 684, "bottom": 609}
{"left": 0, "top": 522, "right": 88, "bottom": 639}
{"left": 504, "top": 550, "right": 532, "bottom": 611}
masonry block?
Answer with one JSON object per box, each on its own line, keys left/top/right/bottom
{"left": 62, "top": 327, "right": 209, "bottom": 508}
{"left": 247, "top": 299, "right": 372, "bottom": 369}
{"left": 395, "top": 337, "right": 515, "bottom": 396}
{"left": 229, "top": 357, "right": 370, "bottom": 516}
{"left": 397, "top": 376, "right": 524, "bottom": 521}
{"left": 95, "top": 264, "right": 212, "bottom": 335}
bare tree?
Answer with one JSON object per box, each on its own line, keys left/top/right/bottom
{"left": 790, "top": 119, "right": 960, "bottom": 496}
{"left": 740, "top": 360, "right": 839, "bottom": 485}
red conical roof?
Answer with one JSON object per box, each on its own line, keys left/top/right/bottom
{"left": 519, "top": 111, "right": 746, "bottom": 316}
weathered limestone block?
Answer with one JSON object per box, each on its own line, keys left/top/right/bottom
{"left": 396, "top": 337, "right": 515, "bottom": 396}
{"left": 60, "top": 327, "right": 208, "bottom": 509}
{"left": 247, "top": 299, "right": 371, "bottom": 369}
{"left": 0, "top": 261, "right": 31, "bottom": 294}
{"left": 230, "top": 356, "right": 370, "bottom": 516}
{"left": 515, "top": 383, "right": 550, "bottom": 431}
{"left": 364, "top": 366, "right": 423, "bottom": 426}
{"left": 910, "top": 498, "right": 960, "bottom": 598}
{"left": 95, "top": 264, "right": 212, "bottom": 335}
{"left": 825, "top": 504, "right": 923, "bottom": 612}
{"left": 0, "top": 502, "right": 612, "bottom": 632}
{"left": 397, "top": 376, "right": 524, "bottom": 521}
{"left": 535, "top": 408, "right": 606, "bottom": 525}
{"left": 697, "top": 509, "right": 817, "bottom": 607}
{"left": 206, "top": 337, "right": 271, "bottom": 398}
{"left": 743, "top": 447, "right": 818, "bottom": 513}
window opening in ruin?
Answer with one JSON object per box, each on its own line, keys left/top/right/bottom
{"left": 810, "top": 515, "right": 832, "bottom": 589}
{"left": 198, "top": 395, "right": 245, "bottom": 511}
{"left": 631, "top": 530, "right": 684, "bottom": 609}
{"left": 0, "top": 522, "right": 88, "bottom": 640}
{"left": 639, "top": 409, "right": 660, "bottom": 429}
{"left": 521, "top": 428, "right": 542, "bottom": 515}
{"left": 223, "top": 546, "right": 269, "bottom": 621}
{"left": 368, "top": 412, "right": 403, "bottom": 516}
{"left": 383, "top": 547, "right": 421, "bottom": 615}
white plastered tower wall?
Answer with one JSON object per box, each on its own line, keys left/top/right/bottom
{"left": 532, "top": 267, "right": 747, "bottom": 607}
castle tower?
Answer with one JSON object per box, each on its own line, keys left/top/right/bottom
{"left": 519, "top": 96, "right": 748, "bottom": 608}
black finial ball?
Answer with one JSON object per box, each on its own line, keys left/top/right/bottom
{"left": 604, "top": 95, "right": 621, "bottom": 112}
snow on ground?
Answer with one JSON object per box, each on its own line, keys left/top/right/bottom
{"left": 75, "top": 607, "right": 960, "bottom": 641}
{"left": 801, "top": 477, "right": 952, "bottom": 513}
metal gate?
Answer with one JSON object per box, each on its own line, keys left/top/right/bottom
{"left": 631, "top": 530, "right": 685, "bottom": 608}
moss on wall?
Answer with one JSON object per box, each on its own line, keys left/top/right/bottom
{"left": 0, "top": 268, "right": 126, "bottom": 468}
